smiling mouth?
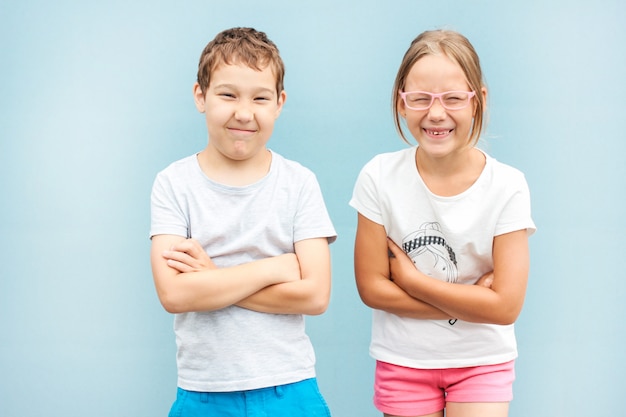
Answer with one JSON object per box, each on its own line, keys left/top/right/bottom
{"left": 424, "top": 128, "right": 453, "bottom": 136}
{"left": 228, "top": 127, "right": 257, "bottom": 135}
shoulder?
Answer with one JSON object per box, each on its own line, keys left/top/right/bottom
{"left": 356, "top": 148, "right": 416, "bottom": 185}
{"left": 479, "top": 153, "right": 532, "bottom": 208}
{"left": 483, "top": 152, "right": 528, "bottom": 185}
{"left": 152, "top": 154, "right": 203, "bottom": 196}
{"left": 270, "top": 150, "right": 317, "bottom": 180}
{"left": 360, "top": 147, "right": 415, "bottom": 173}
{"left": 156, "top": 154, "right": 198, "bottom": 179}
{"left": 368, "top": 147, "right": 414, "bottom": 165}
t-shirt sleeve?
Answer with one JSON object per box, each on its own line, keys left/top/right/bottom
{"left": 495, "top": 172, "right": 536, "bottom": 237}
{"left": 149, "top": 171, "right": 189, "bottom": 239}
{"left": 294, "top": 173, "right": 337, "bottom": 244}
{"left": 349, "top": 157, "right": 384, "bottom": 225}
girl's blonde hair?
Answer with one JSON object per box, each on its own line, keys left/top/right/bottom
{"left": 392, "top": 30, "right": 486, "bottom": 145}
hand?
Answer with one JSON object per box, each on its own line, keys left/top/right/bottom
{"left": 475, "top": 271, "right": 494, "bottom": 288}
{"left": 387, "top": 237, "right": 418, "bottom": 290}
{"left": 271, "top": 253, "right": 302, "bottom": 283}
{"left": 162, "top": 238, "right": 216, "bottom": 273}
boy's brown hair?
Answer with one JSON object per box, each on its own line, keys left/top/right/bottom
{"left": 197, "top": 27, "right": 285, "bottom": 98}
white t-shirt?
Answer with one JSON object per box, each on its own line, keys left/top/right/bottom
{"left": 150, "top": 150, "right": 336, "bottom": 391}
{"left": 350, "top": 147, "right": 536, "bottom": 369}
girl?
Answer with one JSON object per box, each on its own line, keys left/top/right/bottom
{"left": 350, "top": 30, "right": 536, "bottom": 417}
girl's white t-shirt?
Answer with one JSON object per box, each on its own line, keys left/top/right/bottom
{"left": 350, "top": 147, "right": 536, "bottom": 369}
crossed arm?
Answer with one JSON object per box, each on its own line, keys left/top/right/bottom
{"left": 354, "top": 214, "right": 529, "bottom": 325}
{"left": 150, "top": 234, "right": 331, "bottom": 315}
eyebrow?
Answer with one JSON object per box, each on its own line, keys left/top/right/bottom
{"left": 213, "top": 84, "right": 275, "bottom": 94}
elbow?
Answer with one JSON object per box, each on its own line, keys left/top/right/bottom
{"left": 161, "top": 301, "right": 183, "bottom": 314}
{"left": 307, "top": 305, "right": 328, "bottom": 316}
{"left": 492, "top": 316, "right": 516, "bottom": 326}
{"left": 305, "top": 293, "right": 330, "bottom": 316}
{"left": 153, "top": 276, "right": 188, "bottom": 313}
{"left": 157, "top": 290, "right": 188, "bottom": 314}
{"left": 160, "top": 299, "right": 182, "bottom": 314}
{"left": 359, "top": 295, "right": 377, "bottom": 310}
{"left": 502, "top": 311, "right": 522, "bottom": 326}
{"left": 489, "top": 306, "right": 522, "bottom": 326}
{"left": 359, "top": 294, "right": 385, "bottom": 312}
{"left": 356, "top": 286, "right": 380, "bottom": 310}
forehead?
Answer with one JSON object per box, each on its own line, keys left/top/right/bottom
{"left": 405, "top": 54, "right": 469, "bottom": 91}
{"left": 210, "top": 62, "right": 277, "bottom": 90}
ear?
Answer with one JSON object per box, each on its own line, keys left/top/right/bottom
{"left": 193, "top": 82, "right": 206, "bottom": 113}
{"left": 275, "top": 90, "right": 287, "bottom": 118}
{"left": 475, "top": 86, "right": 487, "bottom": 114}
{"left": 397, "top": 91, "right": 407, "bottom": 118}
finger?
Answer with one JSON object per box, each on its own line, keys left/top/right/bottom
{"left": 185, "top": 239, "right": 211, "bottom": 261}
{"left": 166, "top": 258, "right": 194, "bottom": 273}
{"left": 475, "top": 271, "right": 494, "bottom": 288}
{"left": 386, "top": 237, "right": 402, "bottom": 254}
{"left": 162, "top": 250, "right": 200, "bottom": 269}
{"left": 170, "top": 239, "right": 198, "bottom": 254}
{"left": 168, "top": 239, "right": 205, "bottom": 261}
{"left": 184, "top": 238, "right": 205, "bottom": 254}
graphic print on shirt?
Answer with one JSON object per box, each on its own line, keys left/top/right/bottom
{"left": 402, "top": 222, "right": 458, "bottom": 283}
{"left": 402, "top": 222, "right": 459, "bottom": 325}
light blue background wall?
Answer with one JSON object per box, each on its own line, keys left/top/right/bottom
{"left": 1, "top": 1, "right": 624, "bottom": 416}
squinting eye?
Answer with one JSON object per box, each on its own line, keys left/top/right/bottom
{"left": 444, "top": 93, "right": 466, "bottom": 101}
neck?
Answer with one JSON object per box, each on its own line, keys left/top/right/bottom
{"left": 197, "top": 147, "right": 272, "bottom": 186}
{"left": 415, "top": 147, "right": 485, "bottom": 196}
{"left": 415, "top": 146, "right": 477, "bottom": 175}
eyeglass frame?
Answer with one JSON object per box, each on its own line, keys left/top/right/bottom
{"left": 398, "top": 90, "right": 476, "bottom": 111}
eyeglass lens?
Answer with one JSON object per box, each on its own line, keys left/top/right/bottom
{"left": 403, "top": 91, "right": 472, "bottom": 110}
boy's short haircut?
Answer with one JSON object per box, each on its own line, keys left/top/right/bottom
{"left": 197, "top": 27, "right": 285, "bottom": 97}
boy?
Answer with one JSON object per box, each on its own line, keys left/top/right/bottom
{"left": 150, "top": 27, "right": 336, "bottom": 416}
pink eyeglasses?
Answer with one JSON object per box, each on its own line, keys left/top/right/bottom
{"left": 399, "top": 90, "right": 476, "bottom": 110}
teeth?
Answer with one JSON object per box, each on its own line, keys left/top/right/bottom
{"left": 427, "top": 130, "right": 449, "bottom": 135}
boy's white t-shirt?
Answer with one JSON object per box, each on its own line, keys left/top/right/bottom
{"left": 350, "top": 147, "right": 535, "bottom": 369}
{"left": 150, "top": 151, "right": 336, "bottom": 392}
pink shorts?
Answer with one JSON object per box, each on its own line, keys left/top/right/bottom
{"left": 374, "top": 360, "right": 515, "bottom": 416}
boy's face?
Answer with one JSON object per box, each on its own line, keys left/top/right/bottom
{"left": 193, "top": 63, "right": 286, "bottom": 164}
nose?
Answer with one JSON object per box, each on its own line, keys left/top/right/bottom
{"left": 234, "top": 102, "right": 254, "bottom": 122}
{"left": 428, "top": 97, "right": 447, "bottom": 120}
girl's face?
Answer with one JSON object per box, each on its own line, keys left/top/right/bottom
{"left": 398, "top": 54, "right": 478, "bottom": 160}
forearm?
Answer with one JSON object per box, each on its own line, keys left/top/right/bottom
{"left": 354, "top": 217, "right": 448, "bottom": 319}
{"left": 387, "top": 230, "right": 530, "bottom": 325}
{"left": 357, "top": 277, "right": 452, "bottom": 320}
{"left": 400, "top": 272, "right": 522, "bottom": 324}
{"left": 236, "top": 278, "right": 330, "bottom": 315}
{"left": 238, "top": 238, "right": 332, "bottom": 316}
{"left": 154, "top": 251, "right": 299, "bottom": 314}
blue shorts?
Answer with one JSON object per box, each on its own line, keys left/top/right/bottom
{"left": 168, "top": 378, "right": 331, "bottom": 417}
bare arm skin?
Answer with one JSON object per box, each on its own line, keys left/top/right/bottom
{"left": 387, "top": 229, "right": 530, "bottom": 325}
{"left": 235, "top": 237, "right": 332, "bottom": 316}
{"left": 354, "top": 213, "right": 452, "bottom": 319}
{"left": 150, "top": 235, "right": 300, "bottom": 314}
